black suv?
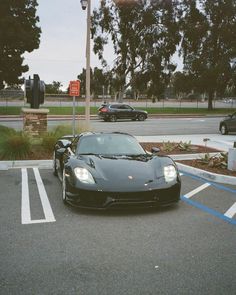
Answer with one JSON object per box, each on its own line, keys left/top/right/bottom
{"left": 219, "top": 112, "right": 236, "bottom": 135}
{"left": 98, "top": 103, "right": 148, "bottom": 122}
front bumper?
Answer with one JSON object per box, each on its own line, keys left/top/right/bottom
{"left": 65, "top": 183, "right": 181, "bottom": 209}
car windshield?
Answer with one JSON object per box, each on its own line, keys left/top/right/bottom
{"left": 77, "top": 134, "right": 146, "bottom": 156}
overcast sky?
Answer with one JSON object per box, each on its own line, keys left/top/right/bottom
{"left": 23, "top": 0, "right": 182, "bottom": 90}
{"left": 23, "top": 0, "right": 104, "bottom": 89}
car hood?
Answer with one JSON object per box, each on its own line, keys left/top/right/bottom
{"left": 76, "top": 155, "right": 167, "bottom": 191}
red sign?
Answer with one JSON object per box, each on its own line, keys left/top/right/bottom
{"left": 69, "top": 80, "right": 80, "bottom": 96}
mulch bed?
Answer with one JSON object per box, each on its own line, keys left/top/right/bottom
{"left": 140, "top": 142, "right": 220, "bottom": 155}
{"left": 177, "top": 159, "right": 236, "bottom": 177}
{"left": 140, "top": 142, "right": 236, "bottom": 177}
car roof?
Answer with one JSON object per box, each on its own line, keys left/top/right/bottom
{"left": 78, "top": 131, "right": 134, "bottom": 138}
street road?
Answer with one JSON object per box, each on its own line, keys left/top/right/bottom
{"left": 91, "top": 116, "right": 222, "bottom": 135}
{"left": 0, "top": 116, "right": 227, "bottom": 135}
{"left": 0, "top": 99, "right": 236, "bottom": 109}
{"left": 0, "top": 167, "right": 236, "bottom": 294}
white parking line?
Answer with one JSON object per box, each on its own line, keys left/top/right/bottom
{"left": 33, "top": 168, "right": 56, "bottom": 223}
{"left": 21, "top": 168, "right": 31, "bottom": 224}
{"left": 224, "top": 202, "right": 236, "bottom": 218}
{"left": 21, "top": 168, "right": 55, "bottom": 224}
{"left": 184, "top": 183, "right": 211, "bottom": 199}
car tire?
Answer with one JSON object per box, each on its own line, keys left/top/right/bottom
{"left": 220, "top": 124, "right": 228, "bottom": 135}
{"left": 137, "top": 114, "right": 146, "bottom": 121}
{"left": 62, "top": 169, "right": 68, "bottom": 204}
{"left": 109, "top": 114, "right": 117, "bottom": 122}
{"left": 53, "top": 151, "right": 58, "bottom": 176}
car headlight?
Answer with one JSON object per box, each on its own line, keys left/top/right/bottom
{"left": 164, "top": 165, "right": 177, "bottom": 182}
{"left": 74, "top": 167, "right": 95, "bottom": 184}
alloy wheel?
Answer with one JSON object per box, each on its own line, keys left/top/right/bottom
{"left": 138, "top": 114, "right": 145, "bottom": 121}
{"left": 109, "top": 114, "right": 117, "bottom": 122}
{"left": 220, "top": 124, "right": 228, "bottom": 135}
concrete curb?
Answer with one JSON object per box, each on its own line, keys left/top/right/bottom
{"left": 177, "top": 162, "right": 236, "bottom": 185}
{"left": 0, "top": 155, "right": 235, "bottom": 185}
{"left": 170, "top": 152, "right": 221, "bottom": 161}
{"left": 0, "top": 160, "right": 52, "bottom": 170}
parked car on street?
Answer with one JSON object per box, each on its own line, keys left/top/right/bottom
{"left": 219, "top": 112, "right": 236, "bottom": 135}
{"left": 98, "top": 103, "right": 148, "bottom": 122}
{"left": 53, "top": 132, "right": 181, "bottom": 209}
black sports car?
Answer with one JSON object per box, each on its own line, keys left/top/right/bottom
{"left": 53, "top": 132, "right": 181, "bottom": 209}
{"left": 98, "top": 103, "right": 148, "bottom": 122}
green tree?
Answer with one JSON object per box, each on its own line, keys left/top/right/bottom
{"left": 77, "top": 68, "right": 86, "bottom": 96}
{"left": 172, "top": 71, "right": 194, "bottom": 97}
{"left": 92, "top": 0, "right": 181, "bottom": 102}
{"left": 0, "top": 0, "right": 41, "bottom": 89}
{"left": 78, "top": 67, "right": 114, "bottom": 99}
{"left": 45, "top": 81, "right": 63, "bottom": 94}
{"left": 180, "top": 0, "right": 236, "bottom": 110}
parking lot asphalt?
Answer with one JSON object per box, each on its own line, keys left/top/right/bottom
{"left": 0, "top": 167, "right": 236, "bottom": 294}
{"left": 2, "top": 167, "right": 235, "bottom": 226}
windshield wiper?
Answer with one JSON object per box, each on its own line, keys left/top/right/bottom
{"left": 79, "top": 153, "right": 102, "bottom": 158}
{"left": 100, "top": 155, "right": 118, "bottom": 159}
{"left": 123, "top": 154, "right": 151, "bottom": 161}
{"left": 79, "top": 153, "right": 98, "bottom": 155}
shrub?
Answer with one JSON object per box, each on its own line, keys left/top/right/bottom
{"left": 0, "top": 131, "right": 32, "bottom": 160}
{"left": 197, "top": 152, "right": 228, "bottom": 169}
{"left": 0, "top": 125, "right": 16, "bottom": 142}
{"left": 178, "top": 141, "right": 192, "bottom": 152}
{"left": 41, "top": 132, "right": 58, "bottom": 152}
{"left": 161, "top": 141, "right": 177, "bottom": 152}
{"left": 41, "top": 123, "right": 92, "bottom": 153}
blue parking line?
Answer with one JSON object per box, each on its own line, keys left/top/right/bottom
{"left": 180, "top": 171, "right": 236, "bottom": 195}
{"left": 181, "top": 196, "right": 236, "bottom": 226}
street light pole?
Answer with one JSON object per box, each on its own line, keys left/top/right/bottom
{"left": 81, "top": 0, "right": 91, "bottom": 124}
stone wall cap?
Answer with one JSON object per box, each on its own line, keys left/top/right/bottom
{"left": 22, "top": 108, "right": 49, "bottom": 114}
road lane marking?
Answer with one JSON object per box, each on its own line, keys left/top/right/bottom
{"left": 180, "top": 172, "right": 236, "bottom": 194}
{"left": 184, "top": 182, "right": 211, "bottom": 199}
{"left": 21, "top": 168, "right": 31, "bottom": 224}
{"left": 181, "top": 196, "right": 236, "bottom": 225}
{"left": 224, "top": 202, "right": 236, "bottom": 218}
{"left": 33, "top": 168, "right": 56, "bottom": 223}
{"left": 21, "top": 168, "right": 55, "bottom": 225}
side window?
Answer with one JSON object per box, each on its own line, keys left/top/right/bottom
{"left": 110, "top": 104, "right": 122, "bottom": 109}
{"left": 124, "top": 105, "right": 132, "bottom": 110}
{"left": 71, "top": 137, "right": 79, "bottom": 153}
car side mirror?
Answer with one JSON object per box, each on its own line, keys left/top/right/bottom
{"left": 56, "top": 147, "right": 67, "bottom": 155}
{"left": 151, "top": 147, "right": 160, "bottom": 154}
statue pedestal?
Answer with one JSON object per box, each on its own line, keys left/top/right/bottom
{"left": 22, "top": 108, "right": 49, "bottom": 137}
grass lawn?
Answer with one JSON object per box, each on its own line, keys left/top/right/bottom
{"left": 0, "top": 106, "right": 234, "bottom": 116}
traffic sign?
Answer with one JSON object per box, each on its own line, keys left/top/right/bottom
{"left": 69, "top": 80, "right": 80, "bottom": 96}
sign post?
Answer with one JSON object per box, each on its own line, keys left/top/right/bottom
{"left": 69, "top": 80, "right": 80, "bottom": 136}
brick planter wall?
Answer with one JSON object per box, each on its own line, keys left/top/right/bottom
{"left": 22, "top": 108, "right": 49, "bottom": 137}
